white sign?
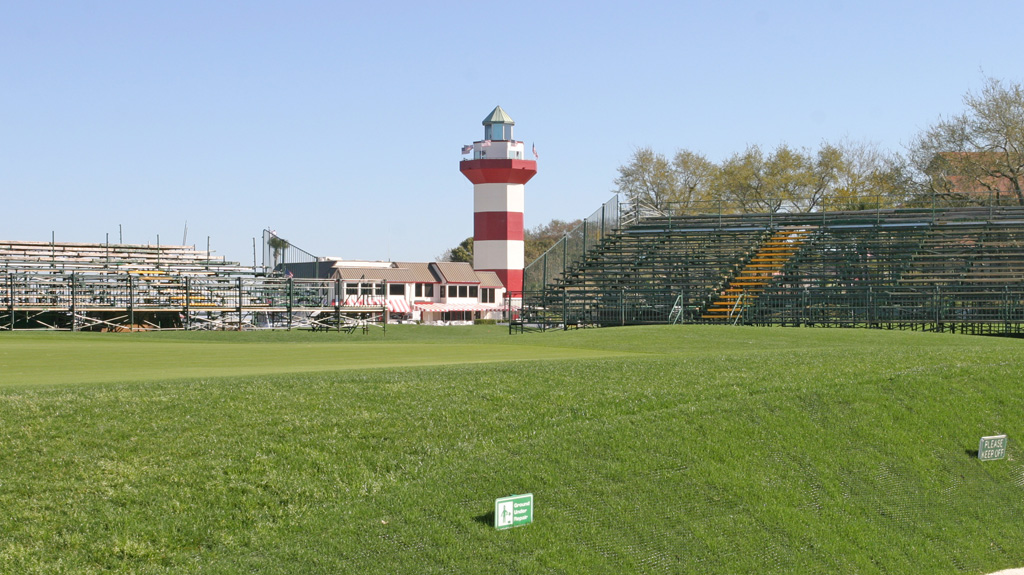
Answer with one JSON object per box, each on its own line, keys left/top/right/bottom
{"left": 979, "top": 435, "right": 1008, "bottom": 461}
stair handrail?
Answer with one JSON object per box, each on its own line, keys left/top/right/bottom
{"left": 669, "top": 294, "right": 685, "bottom": 324}
{"left": 728, "top": 291, "right": 746, "bottom": 324}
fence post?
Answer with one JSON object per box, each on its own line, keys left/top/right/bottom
{"left": 7, "top": 274, "right": 14, "bottom": 331}
{"left": 128, "top": 273, "right": 135, "bottom": 332}
{"left": 236, "top": 277, "right": 244, "bottom": 330}
{"left": 287, "top": 277, "right": 293, "bottom": 330}
{"left": 70, "top": 272, "right": 77, "bottom": 332}
{"left": 541, "top": 251, "right": 548, "bottom": 315}
{"left": 798, "top": 286, "right": 806, "bottom": 327}
{"left": 1003, "top": 285, "right": 1010, "bottom": 330}
{"left": 582, "top": 219, "right": 588, "bottom": 259}
{"left": 621, "top": 289, "right": 625, "bottom": 326}
{"left": 868, "top": 286, "right": 874, "bottom": 328}
{"left": 184, "top": 276, "right": 191, "bottom": 330}
{"left": 335, "top": 278, "right": 342, "bottom": 332}
{"left": 542, "top": 251, "right": 548, "bottom": 291}
{"left": 562, "top": 238, "right": 566, "bottom": 284}
{"left": 562, "top": 288, "right": 568, "bottom": 329}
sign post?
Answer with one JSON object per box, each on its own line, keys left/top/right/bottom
{"left": 979, "top": 435, "right": 1008, "bottom": 461}
{"left": 494, "top": 493, "right": 533, "bottom": 530}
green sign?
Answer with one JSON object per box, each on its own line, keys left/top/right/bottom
{"left": 979, "top": 435, "right": 1008, "bottom": 461}
{"left": 495, "top": 493, "right": 533, "bottom": 530}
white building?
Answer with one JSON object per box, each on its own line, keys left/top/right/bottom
{"left": 283, "top": 259, "right": 506, "bottom": 324}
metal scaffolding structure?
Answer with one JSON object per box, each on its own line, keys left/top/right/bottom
{"left": 520, "top": 205, "right": 1024, "bottom": 334}
{"left": 0, "top": 273, "right": 387, "bottom": 332}
{"left": 0, "top": 240, "right": 385, "bottom": 331}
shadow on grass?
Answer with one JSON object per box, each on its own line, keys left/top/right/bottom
{"left": 965, "top": 449, "right": 979, "bottom": 458}
{"left": 474, "top": 510, "right": 494, "bottom": 527}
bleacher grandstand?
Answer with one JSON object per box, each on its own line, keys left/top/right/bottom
{"left": 0, "top": 239, "right": 386, "bottom": 331}
{"left": 521, "top": 202, "right": 1024, "bottom": 335}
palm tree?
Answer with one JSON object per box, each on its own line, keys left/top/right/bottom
{"left": 267, "top": 235, "right": 289, "bottom": 270}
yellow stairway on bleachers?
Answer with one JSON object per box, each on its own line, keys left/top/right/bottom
{"left": 701, "top": 227, "right": 812, "bottom": 321}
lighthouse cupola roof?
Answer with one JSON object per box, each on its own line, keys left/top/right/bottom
{"left": 482, "top": 105, "right": 515, "bottom": 141}
{"left": 483, "top": 105, "right": 515, "bottom": 126}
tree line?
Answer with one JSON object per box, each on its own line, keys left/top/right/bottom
{"left": 615, "top": 77, "right": 1024, "bottom": 215}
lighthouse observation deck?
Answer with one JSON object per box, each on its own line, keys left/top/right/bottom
{"left": 460, "top": 140, "right": 537, "bottom": 185}
{"left": 464, "top": 139, "right": 527, "bottom": 160}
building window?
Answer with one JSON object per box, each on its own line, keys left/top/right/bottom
{"left": 469, "top": 286, "right": 478, "bottom": 298}
{"left": 424, "top": 284, "right": 434, "bottom": 297}
{"left": 458, "top": 285, "right": 468, "bottom": 298}
{"left": 346, "top": 283, "right": 359, "bottom": 296}
{"left": 415, "top": 283, "right": 422, "bottom": 297}
{"left": 448, "top": 285, "right": 458, "bottom": 298}
{"left": 442, "top": 310, "right": 472, "bottom": 322}
{"left": 389, "top": 283, "right": 405, "bottom": 296}
{"left": 482, "top": 288, "right": 495, "bottom": 303}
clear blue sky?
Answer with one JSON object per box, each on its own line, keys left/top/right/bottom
{"left": 3, "top": 0, "right": 1022, "bottom": 266}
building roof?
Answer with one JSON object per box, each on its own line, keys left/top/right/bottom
{"left": 935, "top": 152, "right": 1024, "bottom": 195}
{"left": 482, "top": 105, "right": 514, "bottom": 126}
{"left": 393, "top": 262, "right": 441, "bottom": 283}
{"left": 431, "top": 261, "right": 482, "bottom": 284}
{"left": 475, "top": 271, "right": 504, "bottom": 288}
{"left": 328, "top": 259, "right": 394, "bottom": 268}
{"left": 330, "top": 266, "right": 419, "bottom": 282}
{"left": 287, "top": 257, "right": 506, "bottom": 289}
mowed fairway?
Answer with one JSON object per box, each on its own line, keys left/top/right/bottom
{"left": 0, "top": 326, "right": 624, "bottom": 387}
{"left": 2, "top": 325, "right": 1023, "bottom": 574}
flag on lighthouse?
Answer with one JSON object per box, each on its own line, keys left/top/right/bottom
{"left": 532, "top": 143, "right": 539, "bottom": 159}
{"left": 461, "top": 145, "right": 473, "bottom": 154}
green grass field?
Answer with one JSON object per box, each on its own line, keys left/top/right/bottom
{"left": 1, "top": 326, "right": 1023, "bottom": 574}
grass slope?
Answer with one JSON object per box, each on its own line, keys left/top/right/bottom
{"left": 1, "top": 326, "right": 1023, "bottom": 574}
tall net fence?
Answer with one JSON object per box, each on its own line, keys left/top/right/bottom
{"left": 523, "top": 195, "right": 620, "bottom": 292}
{"left": 262, "top": 229, "right": 326, "bottom": 277}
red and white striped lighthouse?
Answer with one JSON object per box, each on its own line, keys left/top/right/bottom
{"left": 459, "top": 106, "right": 537, "bottom": 295}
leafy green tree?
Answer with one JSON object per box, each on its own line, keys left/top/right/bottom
{"left": 614, "top": 148, "right": 718, "bottom": 215}
{"left": 613, "top": 147, "right": 678, "bottom": 213}
{"left": 452, "top": 237, "right": 473, "bottom": 263}
{"left": 765, "top": 144, "right": 817, "bottom": 212}
{"left": 524, "top": 219, "right": 582, "bottom": 263}
{"left": 716, "top": 145, "right": 779, "bottom": 212}
{"left": 627, "top": 142, "right": 913, "bottom": 214}
{"left": 828, "top": 140, "right": 914, "bottom": 210}
{"left": 439, "top": 237, "right": 473, "bottom": 263}
{"left": 671, "top": 150, "right": 717, "bottom": 214}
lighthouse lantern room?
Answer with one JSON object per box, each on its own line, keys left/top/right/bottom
{"left": 459, "top": 106, "right": 537, "bottom": 296}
